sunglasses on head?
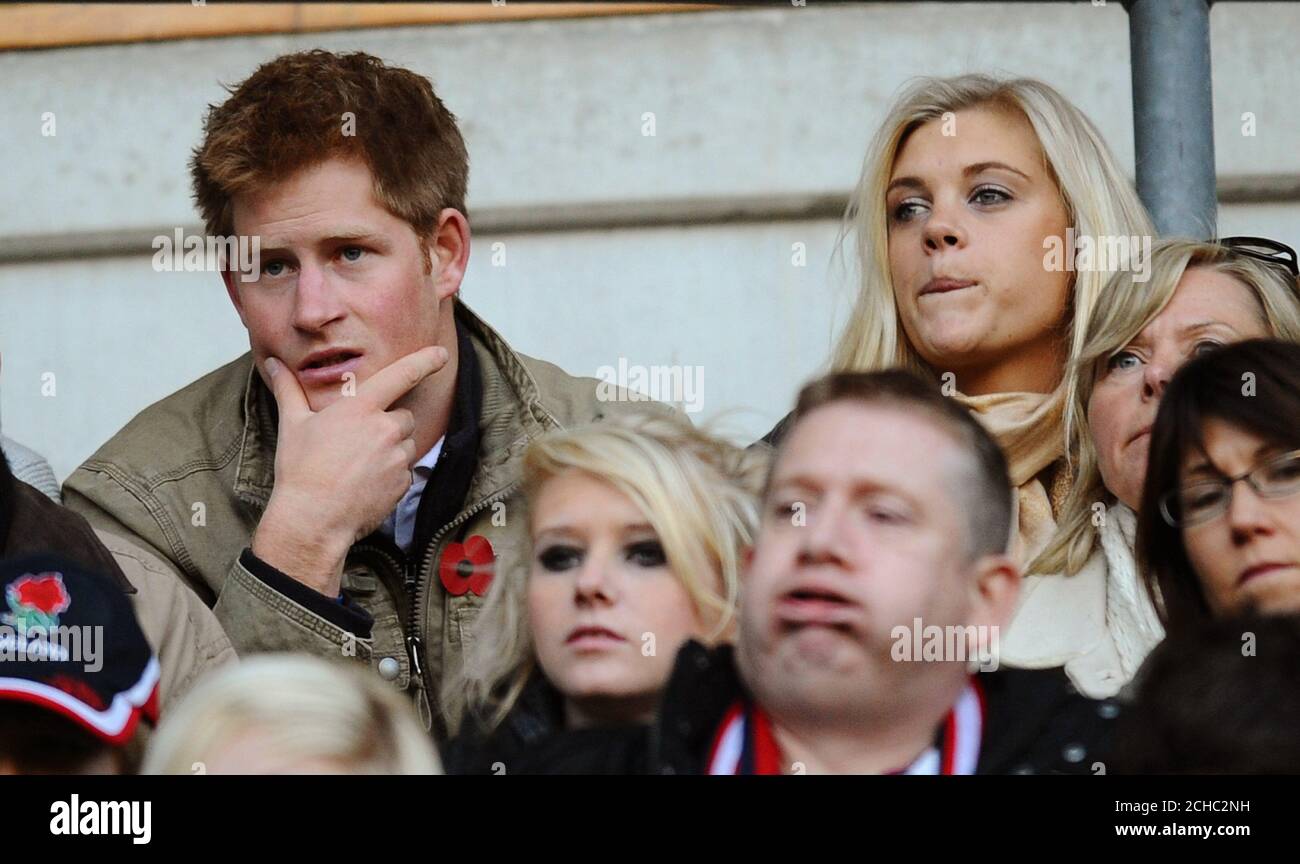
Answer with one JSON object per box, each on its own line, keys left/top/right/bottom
{"left": 1217, "top": 235, "right": 1300, "bottom": 280}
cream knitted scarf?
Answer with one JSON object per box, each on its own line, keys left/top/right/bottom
{"left": 954, "top": 388, "right": 1066, "bottom": 566}
{"left": 1098, "top": 502, "right": 1166, "bottom": 679}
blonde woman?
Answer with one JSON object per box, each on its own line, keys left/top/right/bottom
{"left": 765, "top": 74, "right": 1153, "bottom": 569}
{"left": 442, "top": 412, "right": 763, "bottom": 774}
{"left": 142, "top": 654, "right": 442, "bottom": 774}
{"left": 1006, "top": 237, "right": 1300, "bottom": 696}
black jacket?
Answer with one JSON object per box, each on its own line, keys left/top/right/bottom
{"left": 442, "top": 672, "right": 568, "bottom": 774}
{"left": 1, "top": 446, "right": 132, "bottom": 593}
{"left": 497, "top": 641, "right": 1121, "bottom": 775}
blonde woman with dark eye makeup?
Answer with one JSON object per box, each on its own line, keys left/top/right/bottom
{"left": 763, "top": 74, "right": 1153, "bottom": 573}
{"left": 440, "top": 412, "right": 764, "bottom": 773}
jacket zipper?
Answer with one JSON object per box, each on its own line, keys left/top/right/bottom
{"left": 406, "top": 482, "right": 519, "bottom": 712}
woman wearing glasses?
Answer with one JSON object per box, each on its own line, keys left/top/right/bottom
{"left": 763, "top": 73, "right": 1152, "bottom": 569}
{"left": 1138, "top": 339, "right": 1300, "bottom": 629}
{"left": 1004, "top": 239, "right": 1300, "bottom": 695}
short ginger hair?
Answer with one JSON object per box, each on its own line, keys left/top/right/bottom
{"left": 190, "top": 49, "right": 469, "bottom": 243}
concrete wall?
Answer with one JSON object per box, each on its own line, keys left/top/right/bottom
{"left": 2, "top": 3, "right": 1297, "bottom": 481}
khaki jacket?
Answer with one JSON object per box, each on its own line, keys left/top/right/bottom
{"left": 97, "top": 529, "right": 238, "bottom": 708}
{"left": 64, "top": 303, "right": 660, "bottom": 734}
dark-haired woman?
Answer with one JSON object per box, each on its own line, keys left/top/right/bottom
{"left": 1137, "top": 338, "right": 1300, "bottom": 629}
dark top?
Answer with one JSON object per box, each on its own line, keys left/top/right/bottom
{"left": 494, "top": 641, "right": 1121, "bottom": 775}
{"left": 1, "top": 444, "right": 132, "bottom": 593}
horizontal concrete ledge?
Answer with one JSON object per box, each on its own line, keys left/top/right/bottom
{"left": 1215, "top": 174, "right": 1300, "bottom": 204}
{"left": 3, "top": 175, "right": 1298, "bottom": 265}
{"left": 0, "top": 192, "right": 852, "bottom": 265}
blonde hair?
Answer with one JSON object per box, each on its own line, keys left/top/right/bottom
{"left": 142, "top": 655, "right": 442, "bottom": 774}
{"left": 443, "top": 411, "right": 766, "bottom": 734}
{"left": 1031, "top": 237, "right": 1300, "bottom": 576}
{"left": 832, "top": 74, "right": 1154, "bottom": 394}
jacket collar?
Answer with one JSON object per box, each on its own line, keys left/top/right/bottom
{"left": 648, "top": 641, "right": 750, "bottom": 773}
{"left": 411, "top": 316, "right": 482, "bottom": 550}
{"left": 655, "top": 641, "right": 1087, "bottom": 775}
{"left": 455, "top": 301, "right": 559, "bottom": 495}
{"left": 505, "top": 671, "right": 567, "bottom": 747}
{"left": 234, "top": 357, "right": 279, "bottom": 508}
{"left": 232, "top": 300, "right": 560, "bottom": 509}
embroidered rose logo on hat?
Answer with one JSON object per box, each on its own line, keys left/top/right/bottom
{"left": 3, "top": 571, "right": 71, "bottom": 635}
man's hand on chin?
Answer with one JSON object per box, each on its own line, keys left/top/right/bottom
{"left": 251, "top": 345, "right": 449, "bottom": 596}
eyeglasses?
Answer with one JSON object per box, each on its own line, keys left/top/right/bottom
{"left": 1159, "top": 449, "right": 1300, "bottom": 528}
{"left": 1218, "top": 236, "right": 1300, "bottom": 281}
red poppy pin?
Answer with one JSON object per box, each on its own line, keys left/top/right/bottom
{"left": 439, "top": 535, "right": 495, "bottom": 597}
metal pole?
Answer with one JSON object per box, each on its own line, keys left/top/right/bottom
{"left": 1127, "top": 0, "right": 1217, "bottom": 238}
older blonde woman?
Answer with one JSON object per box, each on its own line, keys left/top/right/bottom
{"left": 765, "top": 73, "right": 1153, "bottom": 571}
{"left": 1005, "top": 237, "right": 1300, "bottom": 696}
{"left": 441, "top": 412, "right": 763, "bottom": 773}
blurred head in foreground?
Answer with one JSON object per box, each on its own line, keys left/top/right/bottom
{"left": 143, "top": 654, "right": 440, "bottom": 774}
